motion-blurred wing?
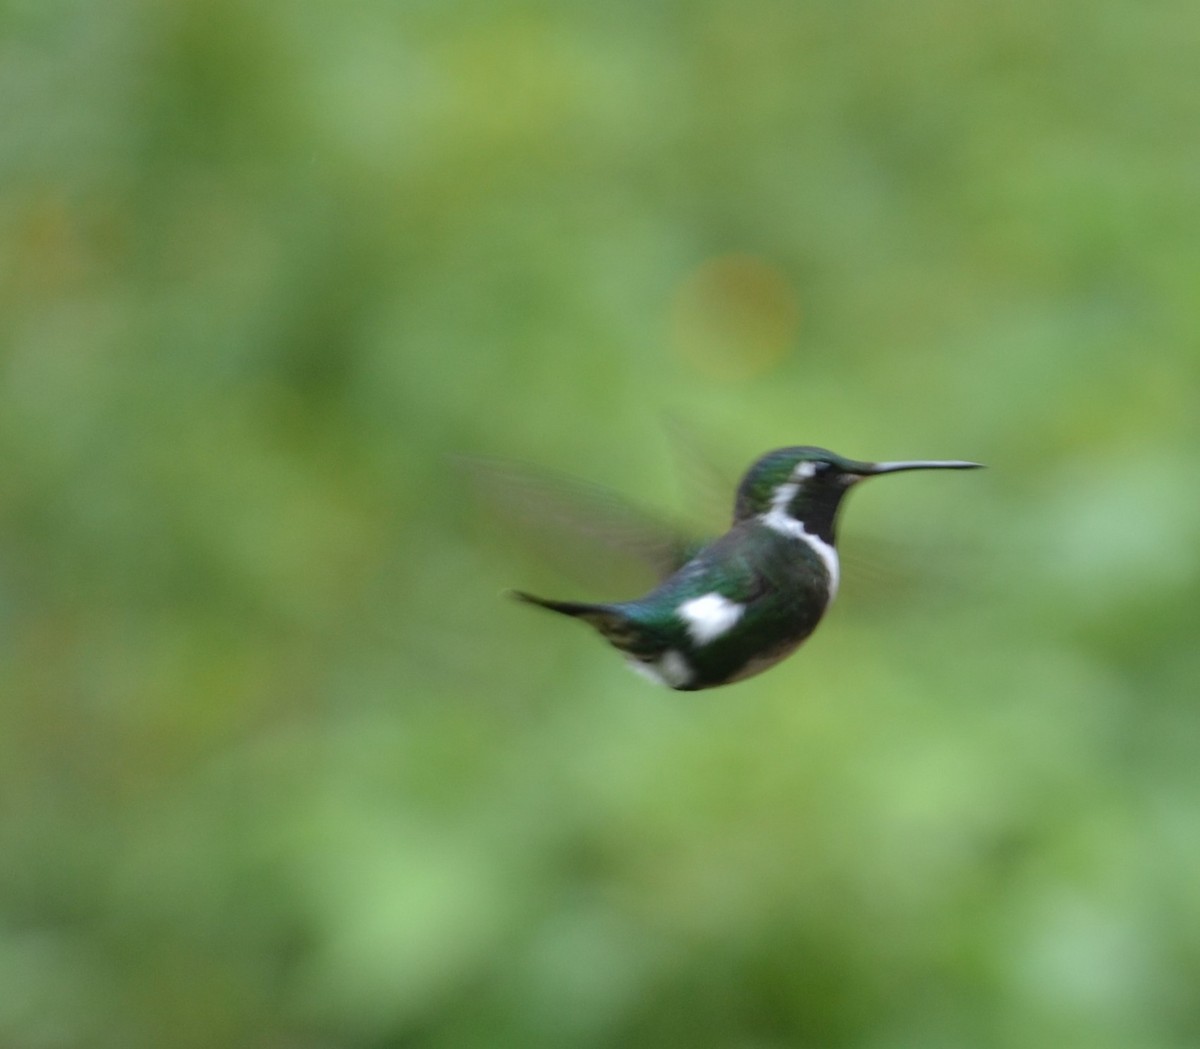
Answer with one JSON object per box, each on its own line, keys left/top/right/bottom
{"left": 661, "top": 413, "right": 740, "bottom": 530}
{"left": 840, "top": 531, "right": 981, "bottom": 603}
{"left": 457, "top": 455, "right": 706, "bottom": 589}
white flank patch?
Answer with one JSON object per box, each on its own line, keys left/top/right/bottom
{"left": 659, "top": 650, "right": 693, "bottom": 688}
{"left": 760, "top": 481, "right": 841, "bottom": 601}
{"left": 625, "top": 649, "right": 694, "bottom": 689}
{"left": 626, "top": 659, "right": 669, "bottom": 687}
{"left": 678, "top": 592, "right": 745, "bottom": 646}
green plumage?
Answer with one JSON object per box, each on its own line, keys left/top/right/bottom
{"left": 517, "top": 521, "right": 830, "bottom": 688}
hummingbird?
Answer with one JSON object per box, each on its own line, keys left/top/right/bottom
{"left": 513, "top": 446, "right": 982, "bottom": 690}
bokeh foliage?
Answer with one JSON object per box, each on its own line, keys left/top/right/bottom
{"left": 2, "top": 1, "right": 1199, "bottom": 1047}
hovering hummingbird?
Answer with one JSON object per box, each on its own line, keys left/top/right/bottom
{"left": 513, "top": 446, "right": 982, "bottom": 690}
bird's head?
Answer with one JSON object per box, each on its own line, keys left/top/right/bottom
{"left": 734, "top": 446, "right": 982, "bottom": 542}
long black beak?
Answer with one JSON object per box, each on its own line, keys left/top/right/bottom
{"left": 851, "top": 458, "right": 984, "bottom": 477}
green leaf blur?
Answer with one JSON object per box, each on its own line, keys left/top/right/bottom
{"left": 2, "top": 2, "right": 1198, "bottom": 1047}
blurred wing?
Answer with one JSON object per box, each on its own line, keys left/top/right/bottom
{"left": 840, "top": 532, "right": 981, "bottom": 602}
{"left": 456, "top": 455, "right": 706, "bottom": 589}
{"left": 661, "top": 412, "right": 739, "bottom": 531}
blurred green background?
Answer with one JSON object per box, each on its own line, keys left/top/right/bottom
{"left": 3, "top": 1, "right": 1199, "bottom": 1047}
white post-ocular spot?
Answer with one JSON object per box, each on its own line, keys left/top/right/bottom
{"left": 760, "top": 478, "right": 841, "bottom": 602}
{"left": 678, "top": 592, "right": 745, "bottom": 646}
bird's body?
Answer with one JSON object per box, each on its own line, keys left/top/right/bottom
{"left": 514, "top": 446, "right": 981, "bottom": 690}
{"left": 519, "top": 519, "right": 833, "bottom": 689}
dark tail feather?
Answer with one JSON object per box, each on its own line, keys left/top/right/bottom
{"left": 509, "top": 590, "right": 637, "bottom": 649}
{"left": 509, "top": 590, "right": 605, "bottom": 618}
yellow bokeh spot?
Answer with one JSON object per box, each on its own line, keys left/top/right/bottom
{"left": 670, "top": 254, "right": 800, "bottom": 381}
